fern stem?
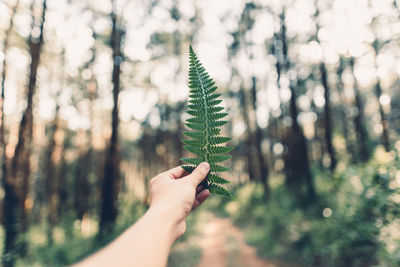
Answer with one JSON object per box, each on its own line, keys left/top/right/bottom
{"left": 194, "top": 60, "right": 210, "bottom": 163}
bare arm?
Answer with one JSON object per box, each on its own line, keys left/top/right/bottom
{"left": 74, "top": 162, "right": 210, "bottom": 267}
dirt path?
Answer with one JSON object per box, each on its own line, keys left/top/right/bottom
{"left": 196, "top": 214, "right": 286, "bottom": 267}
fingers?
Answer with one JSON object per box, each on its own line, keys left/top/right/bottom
{"left": 186, "top": 162, "right": 210, "bottom": 186}
{"left": 164, "top": 166, "right": 188, "bottom": 179}
{"left": 196, "top": 184, "right": 204, "bottom": 194}
{"left": 192, "top": 189, "right": 210, "bottom": 211}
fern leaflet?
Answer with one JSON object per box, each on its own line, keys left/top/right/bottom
{"left": 181, "top": 45, "right": 234, "bottom": 199}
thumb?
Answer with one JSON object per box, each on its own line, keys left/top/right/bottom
{"left": 187, "top": 162, "right": 210, "bottom": 186}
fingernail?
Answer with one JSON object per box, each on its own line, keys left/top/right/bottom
{"left": 199, "top": 162, "right": 210, "bottom": 171}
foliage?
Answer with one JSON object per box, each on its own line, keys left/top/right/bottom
{"left": 167, "top": 246, "right": 202, "bottom": 267}
{"left": 181, "top": 46, "right": 234, "bottom": 199}
{"left": 210, "top": 156, "right": 400, "bottom": 267}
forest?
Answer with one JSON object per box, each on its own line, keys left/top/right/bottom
{"left": 0, "top": 0, "right": 400, "bottom": 266}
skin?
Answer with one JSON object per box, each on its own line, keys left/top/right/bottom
{"left": 74, "top": 162, "right": 211, "bottom": 267}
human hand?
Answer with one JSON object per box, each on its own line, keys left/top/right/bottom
{"left": 148, "top": 162, "right": 211, "bottom": 240}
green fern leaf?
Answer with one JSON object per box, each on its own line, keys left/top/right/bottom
{"left": 207, "top": 174, "right": 230, "bottom": 184}
{"left": 180, "top": 45, "right": 234, "bottom": 200}
{"left": 209, "top": 183, "right": 235, "bottom": 200}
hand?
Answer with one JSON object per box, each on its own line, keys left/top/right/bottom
{"left": 149, "top": 162, "right": 211, "bottom": 240}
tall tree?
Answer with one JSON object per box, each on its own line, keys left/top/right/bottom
{"left": 44, "top": 103, "right": 61, "bottom": 245}
{"left": 1, "top": 1, "right": 20, "bottom": 263}
{"left": 228, "top": 24, "right": 257, "bottom": 182}
{"left": 1, "top": 0, "right": 19, "bottom": 172}
{"left": 275, "top": 8, "right": 315, "bottom": 203}
{"left": 369, "top": 1, "right": 391, "bottom": 152}
{"left": 74, "top": 27, "right": 98, "bottom": 221}
{"left": 99, "top": 0, "right": 125, "bottom": 235}
{"left": 243, "top": 3, "right": 270, "bottom": 196}
{"left": 335, "top": 56, "right": 352, "bottom": 155}
{"left": 250, "top": 76, "right": 270, "bottom": 197}
{"left": 44, "top": 48, "right": 67, "bottom": 244}
{"left": 237, "top": 83, "right": 257, "bottom": 181}
{"left": 229, "top": 3, "right": 270, "bottom": 192}
{"left": 309, "top": 78, "right": 325, "bottom": 169}
{"left": 349, "top": 57, "right": 371, "bottom": 162}
{"left": 4, "top": 0, "right": 46, "bottom": 265}
{"left": 371, "top": 40, "right": 390, "bottom": 151}
{"left": 313, "top": 2, "right": 336, "bottom": 171}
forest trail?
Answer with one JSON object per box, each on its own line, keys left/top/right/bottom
{"left": 195, "top": 213, "right": 288, "bottom": 267}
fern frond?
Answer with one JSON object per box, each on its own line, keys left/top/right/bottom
{"left": 180, "top": 45, "right": 234, "bottom": 199}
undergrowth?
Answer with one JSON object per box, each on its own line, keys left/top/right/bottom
{"left": 209, "top": 155, "right": 400, "bottom": 267}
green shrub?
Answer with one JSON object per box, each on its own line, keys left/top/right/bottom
{"left": 211, "top": 159, "right": 400, "bottom": 267}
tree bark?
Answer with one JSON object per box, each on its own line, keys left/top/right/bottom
{"left": 74, "top": 140, "right": 91, "bottom": 220}
{"left": 0, "top": 0, "right": 19, "bottom": 151}
{"left": 349, "top": 57, "right": 370, "bottom": 162}
{"left": 277, "top": 9, "right": 315, "bottom": 203}
{"left": 75, "top": 37, "right": 97, "bottom": 221}
{"left": 285, "top": 79, "right": 316, "bottom": 202}
{"left": 1, "top": 1, "right": 20, "bottom": 264}
{"left": 336, "top": 57, "right": 352, "bottom": 155}
{"left": 250, "top": 77, "right": 270, "bottom": 198}
{"left": 238, "top": 85, "right": 257, "bottom": 182}
{"left": 371, "top": 19, "right": 391, "bottom": 151}
{"left": 99, "top": 1, "right": 124, "bottom": 235}
{"left": 44, "top": 106, "right": 60, "bottom": 245}
{"left": 4, "top": 0, "right": 46, "bottom": 264}
{"left": 374, "top": 79, "right": 390, "bottom": 151}
{"left": 313, "top": 3, "right": 336, "bottom": 171}
{"left": 57, "top": 131, "right": 68, "bottom": 218}
{"left": 319, "top": 62, "right": 336, "bottom": 170}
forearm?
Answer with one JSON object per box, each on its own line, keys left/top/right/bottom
{"left": 75, "top": 207, "right": 178, "bottom": 267}
{"left": 74, "top": 163, "right": 210, "bottom": 267}
{"left": 127, "top": 207, "right": 178, "bottom": 266}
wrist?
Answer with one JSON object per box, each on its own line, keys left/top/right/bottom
{"left": 147, "top": 204, "right": 185, "bottom": 242}
{"left": 148, "top": 201, "right": 183, "bottom": 224}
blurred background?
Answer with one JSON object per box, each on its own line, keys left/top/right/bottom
{"left": 1, "top": 0, "right": 400, "bottom": 266}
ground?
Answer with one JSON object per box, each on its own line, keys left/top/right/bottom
{"left": 194, "top": 213, "right": 292, "bottom": 267}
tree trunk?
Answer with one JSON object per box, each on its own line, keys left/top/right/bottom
{"left": 57, "top": 131, "right": 68, "bottom": 218}
{"left": 336, "top": 57, "right": 352, "bottom": 155}
{"left": 309, "top": 92, "right": 324, "bottom": 168}
{"left": 250, "top": 76, "right": 270, "bottom": 198}
{"left": 45, "top": 47, "right": 67, "bottom": 244}
{"left": 373, "top": 54, "right": 390, "bottom": 151}
{"left": 99, "top": 2, "right": 124, "bottom": 235}
{"left": 238, "top": 85, "right": 257, "bottom": 182}
{"left": 313, "top": 3, "right": 336, "bottom": 171}
{"left": 74, "top": 141, "right": 91, "bottom": 220}
{"left": 4, "top": 0, "right": 46, "bottom": 264}
{"left": 74, "top": 26, "right": 98, "bottom": 221}
{"left": 349, "top": 57, "right": 370, "bottom": 162}
{"left": 285, "top": 80, "right": 316, "bottom": 203}
{"left": 1, "top": 2, "right": 20, "bottom": 266}
{"left": 319, "top": 62, "right": 336, "bottom": 170}
{"left": 1, "top": 1, "right": 19, "bottom": 264}
{"left": 75, "top": 71, "right": 97, "bottom": 222}
{"left": 44, "top": 106, "right": 60, "bottom": 245}
{"left": 374, "top": 79, "right": 390, "bottom": 151}
{"left": 0, "top": 0, "right": 19, "bottom": 152}
{"left": 277, "top": 9, "right": 315, "bottom": 203}
{"left": 371, "top": 22, "right": 391, "bottom": 152}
